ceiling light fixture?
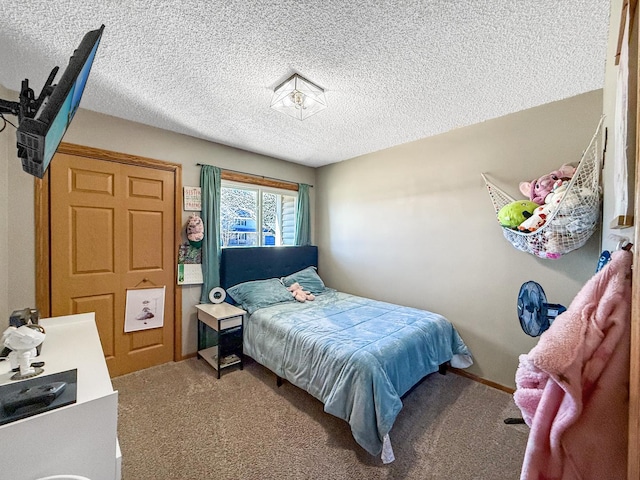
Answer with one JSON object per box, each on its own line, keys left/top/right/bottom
{"left": 270, "top": 74, "right": 327, "bottom": 120}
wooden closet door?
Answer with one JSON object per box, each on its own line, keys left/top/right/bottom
{"left": 49, "top": 152, "right": 176, "bottom": 377}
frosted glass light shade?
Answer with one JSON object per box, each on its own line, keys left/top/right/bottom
{"left": 270, "top": 74, "right": 327, "bottom": 120}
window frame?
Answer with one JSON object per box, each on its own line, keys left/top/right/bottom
{"left": 220, "top": 178, "right": 298, "bottom": 248}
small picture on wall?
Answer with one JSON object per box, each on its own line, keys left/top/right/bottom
{"left": 183, "top": 186, "right": 202, "bottom": 211}
{"left": 124, "top": 286, "right": 166, "bottom": 332}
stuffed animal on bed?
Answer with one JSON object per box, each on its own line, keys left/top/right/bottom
{"left": 498, "top": 200, "right": 539, "bottom": 229}
{"left": 287, "top": 282, "right": 315, "bottom": 302}
{"left": 519, "top": 163, "right": 576, "bottom": 205}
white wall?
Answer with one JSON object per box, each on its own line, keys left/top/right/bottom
{"left": 0, "top": 103, "right": 316, "bottom": 356}
{"left": 601, "top": 0, "right": 636, "bottom": 251}
{"left": 316, "top": 91, "right": 603, "bottom": 388}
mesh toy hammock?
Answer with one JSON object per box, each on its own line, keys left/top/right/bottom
{"left": 482, "top": 118, "right": 604, "bottom": 259}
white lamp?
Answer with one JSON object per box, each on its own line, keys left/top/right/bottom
{"left": 270, "top": 74, "right": 327, "bottom": 120}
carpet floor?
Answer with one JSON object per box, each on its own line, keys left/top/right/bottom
{"left": 112, "top": 358, "right": 528, "bottom": 480}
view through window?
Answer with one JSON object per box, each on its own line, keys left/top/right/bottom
{"left": 220, "top": 182, "right": 297, "bottom": 247}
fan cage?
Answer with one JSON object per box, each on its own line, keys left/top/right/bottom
{"left": 482, "top": 118, "right": 604, "bottom": 259}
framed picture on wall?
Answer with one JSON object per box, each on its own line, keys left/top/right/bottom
{"left": 183, "top": 186, "right": 202, "bottom": 211}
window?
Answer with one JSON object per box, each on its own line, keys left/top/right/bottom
{"left": 220, "top": 181, "right": 297, "bottom": 247}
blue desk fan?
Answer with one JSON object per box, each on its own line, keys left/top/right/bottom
{"left": 517, "top": 281, "right": 566, "bottom": 337}
{"left": 505, "top": 281, "right": 566, "bottom": 425}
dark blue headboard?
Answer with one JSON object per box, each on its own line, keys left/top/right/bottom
{"left": 220, "top": 246, "right": 318, "bottom": 291}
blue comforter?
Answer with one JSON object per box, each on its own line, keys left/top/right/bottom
{"left": 243, "top": 290, "right": 472, "bottom": 456}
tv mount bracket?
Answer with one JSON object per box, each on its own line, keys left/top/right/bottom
{"left": 0, "top": 66, "right": 59, "bottom": 123}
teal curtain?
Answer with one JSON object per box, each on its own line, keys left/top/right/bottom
{"left": 200, "top": 165, "right": 222, "bottom": 303}
{"left": 294, "top": 183, "right": 311, "bottom": 246}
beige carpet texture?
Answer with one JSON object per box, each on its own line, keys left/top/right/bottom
{"left": 112, "top": 358, "right": 528, "bottom": 480}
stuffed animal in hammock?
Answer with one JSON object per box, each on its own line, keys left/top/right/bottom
{"left": 542, "top": 231, "right": 564, "bottom": 259}
{"left": 519, "top": 163, "right": 576, "bottom": 205}
{"left": 518, "top": 180, "right": 569, "bottom": 233}
{"left": 287, "top": 282, "right": 315, "bottom": 302}
{"left": 498, "top": 200, "right": 539, "bottom": 229}
{"left": 186, "top": 213, "right": 204, "bottom": 248}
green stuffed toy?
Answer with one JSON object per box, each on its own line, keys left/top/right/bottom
{"left": 498, "top": 200, "right": 539, "bottom": 229}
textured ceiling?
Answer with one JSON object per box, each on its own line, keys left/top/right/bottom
{"left": 0, "top": 1, "right": 610, "bottom": 167}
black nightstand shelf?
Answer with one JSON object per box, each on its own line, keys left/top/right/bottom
{"left": 195, "top": 303, "right": 246, "bottom": 378}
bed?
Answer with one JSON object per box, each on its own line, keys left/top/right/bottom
{"left": 220, "top": 246, "right": 473, "bottom": 462}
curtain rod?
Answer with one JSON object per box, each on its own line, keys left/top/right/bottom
{"left": 196, "top": 163, "right": 313, "bottom": 187}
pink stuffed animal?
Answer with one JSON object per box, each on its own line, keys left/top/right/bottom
{"left": 287, "top": 282, "right": 315, "bottom": 303}
{"left": 519, "top": 164, "right": 576, "bottom": 205}
{"left": 186, "top": 213, "right": 204, "bottom": 248}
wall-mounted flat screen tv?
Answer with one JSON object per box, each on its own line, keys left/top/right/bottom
{"left": 16, "top": 25, "right": 104, "bottom": 178}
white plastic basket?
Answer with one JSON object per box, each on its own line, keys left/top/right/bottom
{"left": 482, "top": 117, "right": 604, "bottom": 259}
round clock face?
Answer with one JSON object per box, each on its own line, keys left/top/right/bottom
{"left": 209, "top": 287, "right": 226, "bottom": 304}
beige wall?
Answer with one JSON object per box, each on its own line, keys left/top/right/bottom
{"left": 0, "top": 102, "right": 316, "bottom": 357}
{"left": 316, "top": 90, "right": 603, "bottom": 388}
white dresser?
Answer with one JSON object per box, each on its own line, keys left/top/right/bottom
{"left": 0, "top": 312, "right": 121, "bottom": 480}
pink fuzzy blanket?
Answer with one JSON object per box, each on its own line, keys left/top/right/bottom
{"left": 514, "top": 250, "right": 632, "bottom": 480}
